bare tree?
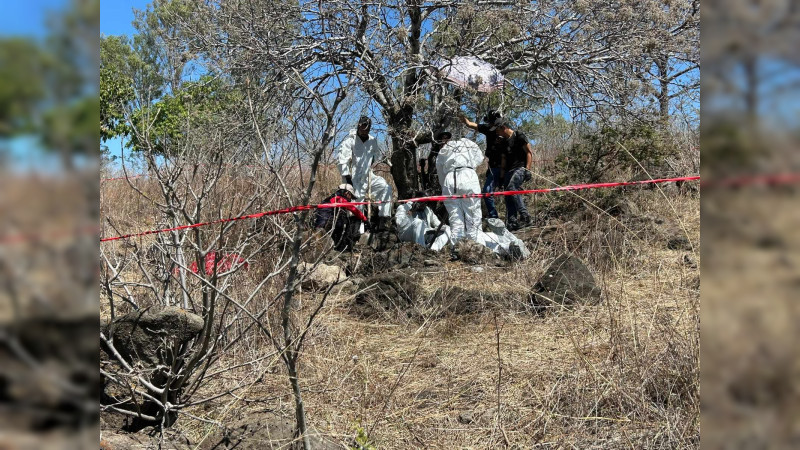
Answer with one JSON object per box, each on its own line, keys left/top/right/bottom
{"left": 703, "top": 0, "right": 800, "bottom": 123}
{"left": 633, "top": 0, "right": 699, "bottom": 123}
{"left": 253, "top": 0, "right": 700, "bottom": 197}
{"left": 101, "top": 3, "right": 355, "bottom": 448}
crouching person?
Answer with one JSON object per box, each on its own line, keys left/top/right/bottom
{"left": 314, "top": 184, "right": 368, "bottom": 252}
{"left": 395, "top": 191, "right": 452, "bottom": 252}
{"left": 435, "top": 132, "right": 484, "bottom": 243}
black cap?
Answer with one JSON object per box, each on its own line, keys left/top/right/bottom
{"left": 491, "top": 117, "right": 510, "bottom": 131}
{"left": 357, "top": 116, "right": 371, "bottom": 128}
{"left": 434, "top": 131, "right": 452, "bottom": 141}
{"left": 483, "top": 109, "right": 502, "bottom": 123}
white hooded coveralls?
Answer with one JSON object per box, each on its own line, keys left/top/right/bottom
{"left": 395, "top": 202, "right": 452, "bottom": 252}
{"left": 336, "top": 129, "right": 393, "bottom": 217}
{"left": 436, "top": 138, "right": 484, "bottom": 242}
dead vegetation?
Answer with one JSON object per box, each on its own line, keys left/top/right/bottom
{"left": 99, "top": 163, "right": 699, "bottom": 448}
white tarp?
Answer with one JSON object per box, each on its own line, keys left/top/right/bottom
{"left": 437, "top": 56, "right": 505, "bottom": 93}
{"left": 479, "top": 218, "right": 530, "bottom": 259}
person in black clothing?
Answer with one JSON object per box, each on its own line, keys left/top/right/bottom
{"left": 494, "top": 118, "right": 533, "bottom": 231}
{"left": 313, "top": 184, "right": 369, "bottom": 251}
{"left": 460, "top": 110, "right": 504, "bottom": 218}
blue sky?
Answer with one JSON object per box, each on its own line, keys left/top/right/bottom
{"left": 101, "top": 0, "right": 150, "bottom": 36}
{"left": 0, "top": 0, "right": 65, "bottom": 37}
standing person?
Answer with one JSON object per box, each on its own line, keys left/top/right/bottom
{"left": 494, "top": 118, "right": 533, "bottom": 231}
{"left": 460, "top": 110, "right": 504, "bottom": 219}
{"left": 435, "top": 132, "right": 484, "bottom": 243}
{"left": 416, "top": 143, "right": 432, "bottom": 190}
{"left": 395, "top": 191, "right": 452, "bottom": 252}
{"left": 313, "top": 184, "right": 369, "bottom": 252}
{"left": 336, "top": 116, "right": 393, "bottom": 231}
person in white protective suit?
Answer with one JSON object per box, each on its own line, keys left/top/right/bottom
{"left": 395, "top": 191, "right": 452, "bottom": 252}
{"left": 435, "top": 132, "right": 484, "bottom": 243}
{"left": 480, "top": 218, "right": 530, "bottom": 260}
{"left": 336, "top": 116, "right": 393, "bottom": 231}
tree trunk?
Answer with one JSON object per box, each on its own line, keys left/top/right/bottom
{"left": 388, "top": 110, "right": 420, "bottom": 199}
{"left": 389, "top": 135, "right": 419, "bottom": 199}
{"left": 655, "top": 56, "right": 670, "bottom": 124}
{"left": 287, "top": 355, "right": 311, "bottom": 450}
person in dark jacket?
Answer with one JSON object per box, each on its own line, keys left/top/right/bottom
{"left": 460, "top": 109, "right": 504, "bottom": 218}
{"left": 494, "top": 118, "right": 533, "bottom": 231}
{"left": 314, "top": 184, "right": 369, "bottom": 251}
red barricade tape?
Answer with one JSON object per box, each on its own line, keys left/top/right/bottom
{"left": 100, "top": 175, "right": 699, "bottom": 243}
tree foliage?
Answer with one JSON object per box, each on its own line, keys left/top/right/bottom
{"left": 102, "top": 0, "right": 698, "bottom": 194}
{"left": 42, "top": 0, "right": 100, "bottom": 165}
{"left": 0, "top": 39, "right": 46, "bottom": 137}
{"left": 191, "top": 0, "right": 699, "bottom": 197}
{"left": 100, "top": 36, "right": 136, "bottom": 141}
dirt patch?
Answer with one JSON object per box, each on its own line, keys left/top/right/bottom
{"left": 351, "top": 270, "right": 531, "bottom": 321}
{"left": 453, "top": 239, "right": 498, "bottom": 265}
{"left": 352, "top": 241, "right": 446, "bottom": 276}
{"left": 197, "top": 411, "right": 339, "bottom": 449}
{"left": 100, "top": 429, "right": 192, "bottom": 450}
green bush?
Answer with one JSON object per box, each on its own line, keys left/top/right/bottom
{"left": 557, "top": 121, "right": 668, "bottom": 184}
{"left": 539, "top": 120, "right": 669, "bottom": 218}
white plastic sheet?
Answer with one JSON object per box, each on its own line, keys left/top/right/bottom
{"left": 437, "top": 56, "right": 505, "bottom": 93}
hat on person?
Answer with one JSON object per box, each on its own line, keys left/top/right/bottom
{"left": 434, "top": 131, "right": 452, "bottom": 142}
{"left": 338, "top": 183, "right": 355, "bottom": 196}
{"left": 357, "top": 116, "right": 372, "bottom": 129}
{"left": 490, "top": 117, "right": 511, "bottom": 131}
{"left": 483, "top": 109, "right": 502, "bottom": 124}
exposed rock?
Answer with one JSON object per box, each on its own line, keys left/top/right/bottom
{"left": 100, "top": 307, "right": 205, "bottom": 432}
{"left": 533, "top": 254, "right": 601, "bottom": 307}
{"left": 101, "top": 306, "right": 204, "bottom": 367}
{"left": 667, "top": 235, "right": 692, "bottom": 250}
{"left": 457, "top": 411, "right": 475, "bottom": 424}
{"left": 297, "top": 262, "right": 347, "bottom": 291}
{"left": 199, "top": 412, "right": 339, "bottom": 450}
{"left": 456, "top": 407, "right": 498, "bottom": 426}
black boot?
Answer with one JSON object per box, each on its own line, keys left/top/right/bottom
{"left": 518, "top": 214, "right": 532, "bottom": 229}
{"left": 507, "top": 217, "right": 520, "bottom": 232}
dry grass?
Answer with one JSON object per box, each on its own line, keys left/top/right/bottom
{"left": 701, "top": 187, "right": 800, "bottom": 448}
{"left": 100, "top": 165, "right": 700, "bottom": 448}
{"left": 0, "top": 174, "right": 97, "bottom": 322}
